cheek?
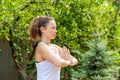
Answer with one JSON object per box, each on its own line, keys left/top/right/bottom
{"left": 46, "top": 30, "right": 52, "bottom": 36}
{"left": 48, "top": 30, "right": 52, "bottom": 34}
{"left": 48, "top": 30, "right": 54, "bottom": 33}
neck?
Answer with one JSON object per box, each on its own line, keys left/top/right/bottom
{"left": 41, "top": 37, "right": 51, "bottom": 45}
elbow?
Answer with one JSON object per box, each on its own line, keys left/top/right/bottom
{"left": 70, "top": 58, "right": 78, "bottom": 66}
{"left": 75, "top": 59, "right": 78, "bottom": 64}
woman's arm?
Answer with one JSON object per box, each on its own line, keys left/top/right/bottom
{"left": 53, "top": 45, "right": 78, "bottom": 66}
{"left": 36, "top": 44, "right": 71, "bottom": 67}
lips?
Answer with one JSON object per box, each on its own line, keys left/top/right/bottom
{"left": 53, "top": 34, "right": 56, "bottom": 37}
{"left": 53, "top": 33, "right": 56, "bottom": 35}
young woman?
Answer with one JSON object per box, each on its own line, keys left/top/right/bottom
{"left": 29, "top": 16, "right": 78, "bottom": 80}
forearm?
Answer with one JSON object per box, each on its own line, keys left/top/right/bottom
{"left": 54, "top": 59, "right": 71, "bottom": 67}
{"left": 58, "top": 57, "right": 78, "bottom": 67}
{"left": 60, "top": 59, "right": 71, "bottom": 67}
{"left": 59, "top": 57, "right": 78, "bottom": 67}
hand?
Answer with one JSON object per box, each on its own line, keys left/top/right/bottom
{"left": 60, "top": 46, "right": 78, "bottom": 66}
{"left": 61, "top": 46, "right": 72, "bottom": 60}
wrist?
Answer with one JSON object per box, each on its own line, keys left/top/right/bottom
{"left": 66, "top": 60, "right": 72, "bottom": 66}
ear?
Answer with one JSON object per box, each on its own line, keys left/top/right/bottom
{"left": 40, "top": 27, "right": 46, "bottom": 33}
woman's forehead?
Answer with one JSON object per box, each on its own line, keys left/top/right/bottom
{"left": 48, "top": 20, "right": 56, "bottom": 26}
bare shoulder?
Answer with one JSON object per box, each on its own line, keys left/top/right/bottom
{"left": 35, "top": 43, "right": 49, "bottom": 62}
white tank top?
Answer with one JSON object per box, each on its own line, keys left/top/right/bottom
{"left": 35, "top": 42, "right": 61, "bottom": 80}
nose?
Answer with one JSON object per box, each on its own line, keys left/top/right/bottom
{"left": 55, "top": 29, "right": 57, "bottom": 33}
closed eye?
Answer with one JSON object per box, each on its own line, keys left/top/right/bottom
{"left": 51, "top": 26, "right": 56, "bottom": 29}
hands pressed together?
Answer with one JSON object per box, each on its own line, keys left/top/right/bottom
{"left": 61, "top": 46, "right": 78, "bottom": 66}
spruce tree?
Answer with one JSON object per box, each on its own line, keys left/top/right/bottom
{"left": 72, "top": 34, "right": 120, "bottom": 80}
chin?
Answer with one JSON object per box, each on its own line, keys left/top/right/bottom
{"left": 52, "top": 37, "right": 56, "bottom": 39}
{"left": 51, "top": 36, "right": 56, "bottom": 39}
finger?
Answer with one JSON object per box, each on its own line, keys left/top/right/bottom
{"left": 64, "top": 46, "right": 68, "bottom": 53}
{"left": 62, "top": 46, "right": 66, "bottom": 54}
{"left": 67, "top": 49, "right": 70, "bottom": 54}
{"left": 62, "top": 46, "right": 67, "bottom": 53}
{"left": 65, "top": 47, "right": 68, "bottom": 54}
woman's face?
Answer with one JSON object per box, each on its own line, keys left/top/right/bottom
{"left": 41, "top": 20, "right": 57, "bottom": 39}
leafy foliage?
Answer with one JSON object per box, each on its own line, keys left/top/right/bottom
{"left": 0, "top": 0, "right": 120, "bottom": 79}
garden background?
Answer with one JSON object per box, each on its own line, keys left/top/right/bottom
{"left": 0, "top": 0, "right": 120, "bottom": 80}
